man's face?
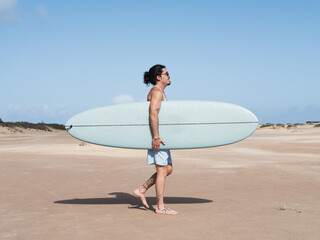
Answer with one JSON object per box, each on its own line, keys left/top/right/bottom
{"left": 160, "top": 68, "right": 171, "bottom": 86}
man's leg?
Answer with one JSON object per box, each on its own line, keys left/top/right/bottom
{"left": 134, "top": 164, "right": 174, "bottom": 210}
{"left": 133, "top": 172, "right": 157, "bottom": 208}
{"left": 167, "top": 163, "right": 173, "bottom": 176}
{"left": 155, "top": 164, "right": 178, "bottom": 215}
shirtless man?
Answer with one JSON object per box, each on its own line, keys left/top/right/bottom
{"left": 134, "top": 64, "right": 178, "bottom": 215}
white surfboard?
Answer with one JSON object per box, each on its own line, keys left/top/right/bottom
{"left": 66, "top": 101, "right": 258, "bottom": 149}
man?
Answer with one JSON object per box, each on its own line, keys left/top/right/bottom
{"left": 133, "top": 64, "right": 178, "bottom": 215}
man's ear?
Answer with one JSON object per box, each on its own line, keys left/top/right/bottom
{"left": 156, "top": 75, "right": 161, "bottom": 81}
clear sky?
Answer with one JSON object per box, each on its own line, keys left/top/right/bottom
{"left": 1, "top": 0, "right": 319, "bottom": 124}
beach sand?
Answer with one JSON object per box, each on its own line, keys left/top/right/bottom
{"left": 1, "top": 125, "right": 320, "bottom": 240}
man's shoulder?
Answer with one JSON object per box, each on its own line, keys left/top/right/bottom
{"left": 149, "top": 87, "right": 163, "bottom": 97}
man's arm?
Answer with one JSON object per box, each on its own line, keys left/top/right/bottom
{"left": 149, "top": 90, "right": 165, "bottom": 150}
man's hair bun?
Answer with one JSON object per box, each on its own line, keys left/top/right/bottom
{"left": 143, "top": 64, "right": 166, "bottom": 86}
{"left": 143, "top": 71, "right": 150, "bottom": 85}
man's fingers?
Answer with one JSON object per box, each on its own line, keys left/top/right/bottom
{"left": 159, "top": 137, "right": 166, "bottom": 146}
{"left": 152, "top": 142, "right": 159, "bottom": 151}
{"left": 152, "top": 138, "right": 165, "bottom": 150}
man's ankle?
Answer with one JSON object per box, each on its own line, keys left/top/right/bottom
{"left": 139, "top": 186, "right": 146, "bottom": 194}
{"left": 157, "top": 204, "right": 165, "bottom": 209}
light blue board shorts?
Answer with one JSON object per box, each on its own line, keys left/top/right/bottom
{"left": 147, "top": 149, "right": 172, "bottom": 166}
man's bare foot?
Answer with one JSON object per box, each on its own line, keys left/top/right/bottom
{"left": 133, "top": 187, "right": 149, "bottom": 208}
{"left": 155, "top": 207, "right": 179, "bottom": 215}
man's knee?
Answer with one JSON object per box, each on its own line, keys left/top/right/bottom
{"left": 167, "top": 165, "right": 173, "bottom": 176}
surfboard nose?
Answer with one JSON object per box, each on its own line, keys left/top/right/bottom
{"left": 65, "top": 125, "right": 73, "bottom": 131}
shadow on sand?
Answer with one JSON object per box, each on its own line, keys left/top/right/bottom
{"left": 54, "top": 192, "right": 213, "bottom": 211}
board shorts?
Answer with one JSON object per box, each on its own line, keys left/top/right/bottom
{"left": 147, "top": 149, "right": 172, "bottom": 166}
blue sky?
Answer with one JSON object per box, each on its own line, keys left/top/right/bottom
{"left": 1, "top": 0, "right": 319, "bottom": 124}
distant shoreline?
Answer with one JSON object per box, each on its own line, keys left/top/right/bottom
{"left": 1, "top": 119, "right": 319, "bottom": 133}
{"left": 259, "top": 122, "right": 320, "bottom": 129}
{"left": 0, "top": 119, "right": 65, "bottom": 132}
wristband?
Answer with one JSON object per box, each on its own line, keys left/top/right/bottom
{"left": 153, "top": 137, "right": 160, "bottom": 139}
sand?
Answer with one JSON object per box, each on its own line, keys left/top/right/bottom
{"left": 0, "top": 125, "right": 320, "bottom": 240}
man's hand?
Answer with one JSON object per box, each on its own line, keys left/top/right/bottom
{"left": 152, "top": 137, "right": 165, "bottom": 151}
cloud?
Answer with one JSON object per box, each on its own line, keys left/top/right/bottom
{"left": 0, "top": 2, "right": 49, "bottom": 23}
{"left": 0, "top": 0, "right": 17, "bottom": 11}
{"left": 4, "top": 103, "right": 68, "bottom": 123}
{"left": 255, "top": 104, "right": 320, "bottom": 124}
{"left": 36, "top": 5, "right": 49, "bottom": 22}
{"left": 112, "top": 95, "right": 135, "bottom": 104}
{"left": 0, "top": 0, "right": 20, "bottom": 23}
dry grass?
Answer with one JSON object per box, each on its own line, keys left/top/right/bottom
{"left": 0, "top": 118, "right": 65, "bottom": 131}
{"left": 260, "top": 123, "right": 307, "bottom": 129}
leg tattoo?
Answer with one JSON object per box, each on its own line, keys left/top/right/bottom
{"left": 142, "top": 172, "right": 157, "bottom": 192}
